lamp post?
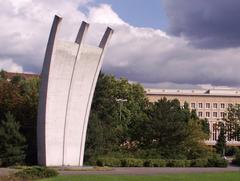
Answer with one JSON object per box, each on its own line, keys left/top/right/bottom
{"left": 116, "top": 98, "right": 127, "bottom": 122}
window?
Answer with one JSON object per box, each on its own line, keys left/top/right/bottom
{"left": 198, "top": 112, "right": 203, "bottom": 117}
{"left": 206, "top": 103, "right": 211, "bottom": 109}
{"left": 213, "top": 103, "right": 217, "bottom": 109}
{"left": 198, "top": 103, "right": 203, "bottom": 109}
{"left": 220, "top": 112, "right": 225, "bottom": 118}
{"left": 213, "top": 112, "right": 218, "bottom": 118}
{"left": 228, "top": 103, "right": 233, "bottom": 108}
{"left": 213, "top": 123, "right": 218, "bottom": 141}
{"left": 220, "top": 103, "right": 225, "bottom": 109}
{"left": 206, "top": 112, "right": 210, "bottom": 118}
{"left": 191, "top": 103, "right": 196, "bottom": 109}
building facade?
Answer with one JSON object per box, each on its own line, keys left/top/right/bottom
{"left": 145, "top": 88, "right": 240, "bottom": 146}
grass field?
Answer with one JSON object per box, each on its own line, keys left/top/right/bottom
{"left": 39, "top": 172, "right": 240, "bottom": 181}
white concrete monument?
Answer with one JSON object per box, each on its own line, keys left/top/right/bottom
{"left": 37, "top": 15, "right": 113, "bottom": 166}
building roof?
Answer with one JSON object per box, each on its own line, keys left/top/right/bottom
{"left": 3, "top": 72, "right": 39, "bottom": 80}
{"left": 145, "top": 88, "right": 240, "bottom": 97}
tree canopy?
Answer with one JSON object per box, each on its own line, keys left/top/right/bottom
{"left": 0, "top": 70, "right": 212, "bottom": 165}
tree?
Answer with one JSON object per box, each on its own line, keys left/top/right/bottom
{"left": 200, "top": 118, "right": 210, "bottom": 137}
{"left": 215, "top": 123, "right": 226, "bottom": 156}
{"left": 85, "top": 73, "right": 150, "bottom": 159}
{"left": 0, "top": 112, "right": 26, "bottom": 166}
{"left": 0, "top": 75, "right": 39, "bottom": 164}
{"left": 144, "top": 98, "right": 189, "bottom": 158}
{"left": 223, "top": 104, "right": 240, "bottom": 141}
{"left": 85, "top": 74, "right": 210, "bottom": 161}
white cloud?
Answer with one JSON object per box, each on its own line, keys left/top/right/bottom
{"left": 88, "top": 4, "right": 126, "bottom": 25}
{"left": 1, "top": 0, "right": 240, "bottom": 88}
{"left": 0, "top": 0, "right": 88, "bottom": 73}
{"left": 0, "top": 58, "right": 23, "bottom": 72}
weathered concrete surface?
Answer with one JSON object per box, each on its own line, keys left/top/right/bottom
{"left": 43, "top": 41, "right": 79, "bottom": 166}
{"left": 63, "top": 45, "right": 102, "bottom": 166}
{"left": 37, "top": 15, "right": 113, "bottom": 167}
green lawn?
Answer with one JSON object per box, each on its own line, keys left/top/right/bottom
{"left": 39, "top": 172, "right": 240, "bottom": 181}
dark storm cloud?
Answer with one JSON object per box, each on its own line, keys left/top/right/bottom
{"left": 162, "top": 0, "right": 240, "bottom": 48}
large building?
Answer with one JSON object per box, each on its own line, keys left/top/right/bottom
{"left": 145, "top": 88, "right": 240, "bottom": 146}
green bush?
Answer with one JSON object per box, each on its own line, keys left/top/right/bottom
{"left": 225, "top": 146, "right": 240, "bottom": 156}
{"left": 232, "top": 152, "right": 240, "bottom": 166}
{"left": 105, "top": 157, "right": 121, "bottom": 167}
{"left": 184, "top": 160, "right": 191, "bottom": 167}
{"left": 120, "top": 159, "right": 127, "bottom": 167}
{"left": 96, "top": 157, "right": 121, "bottom": 167}
{"left": 190, "top": 159, "right": 208, "bottom": 167}
{"left": 96, "top": 158, "right": 104, "bottom": 166}
{"left": 166, "top": 160, "right": 187, "bottom": 167}
{"left": 207, "top": 154, "right": 228, "bottom": 167}
{"left": 123, "top": 158, "right": 144, "bottom": 167}
{"left": 143, "top": 159, "right": 151, "bottom": 167}
{"left": 15, "top": 166, "right": 58, "bottom": 179}
{"left": 148, "top": 159, "right": 166, "bottom": 167}
{"left": 95, "top": 157, "right": 228, "bottom": 167}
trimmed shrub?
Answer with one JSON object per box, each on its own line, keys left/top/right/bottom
{"left": 124, "top": 158, "right": 144, "bottom": 167}
{"left": 95, "top": 157, "right": 227, "bottom": 167}
{"left": 96, "top": 158, "right": 104, "bottom": 166}
{"left": 143, "top": 160, "right": 151, "bottom": 167}
{"left": 225, "top": 146, "right": 240, "bottom": 156}
{"left": 96, "top": 157, "right": 121, "bottom": 167}
{"left": 104, "top": 157, "right": 121, "bottom": 167}
{"left": 149, "top": 159, "right": 166, "bottom": 167}
{"left": 166, "top": 160, "right": 187, "bottom": 167}
{"left": 207, "top": 154, "right": 228, "bottom": 167}
{"left": 191, "top": 159, "right": 208, "bottom": 167}
{"left": 15, "top": 166, "right": 58, "bottom": 179}
{"left": 184, "top": 160, "right": 191, "bottom": 167}
{"left": 232, "top": 152, "right": 240, "bottom": 166}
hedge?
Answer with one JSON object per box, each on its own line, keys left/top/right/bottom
{"left": 15, "top": 166, "right": 58, "bottom": 179}
{"left": 232, "top": 152, "right": 240, "bottom": 166}
{"left": 94, "top": 157, "right": 228, "bottom": 167}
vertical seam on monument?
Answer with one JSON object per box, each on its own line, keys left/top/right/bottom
{"left": 78, "top": 27, "right": 113, "bottom": 166}
{"left": 62, "top": 22, "right": 89, "bottom": 166}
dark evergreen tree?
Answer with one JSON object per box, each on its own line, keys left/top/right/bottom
{"left": 0, "top": 112, "right": 26, "bottom": 166}
{"left": 215, "top": 123, "right": 226, "bottom": 156}
{"left": 200, "top": 118, "right": 210, "bottom": 136}
{"left": 223, "top": 104, "right": 240, "bottom": 141}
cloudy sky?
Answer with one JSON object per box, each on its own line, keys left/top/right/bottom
{"left": 1, "top": 0, "right": 240, "bottom": 89}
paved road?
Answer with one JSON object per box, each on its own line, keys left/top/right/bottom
{"left": 60, "top": 166, "right": 240, "bottom": 175}
{"left": 0, "top": 166, "right": 239, "bottom": 176}
{"left": 0, "top": 168, "right": 16, "bottom": 176}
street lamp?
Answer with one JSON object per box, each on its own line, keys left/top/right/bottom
{"left": 116, "top": 98, "right": 127, "bottom": 122}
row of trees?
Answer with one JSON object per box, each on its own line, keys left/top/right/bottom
{"left": 85, "top": 74, "right": 211, "bottom": 161}
{"left": 215, "top": 105, "right": 240, "bottom": 156}
{"left": 0, "top": 70, "right": 239, "bottom": 166}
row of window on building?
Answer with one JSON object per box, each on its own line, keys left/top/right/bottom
{"left": 198, "top": 111, "right": 225, "bottom": 118}
{"left": 190, "top": 102, "right": 233, "bottom": 109}
{"left": 212, "top": 123, "right": 240, "bottom": 141}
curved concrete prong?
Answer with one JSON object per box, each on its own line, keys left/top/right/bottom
{"left": 37, "top": 15, "right": 62, "bottom": 166}
{"left": 38, "top": 16, "right": 113, "bottom": 166}
{"left": 99, "top": 27, "right": 114, "bottom": 49}
{"left": 42, "top": 15, "right": 62, "bottom": 75}
{"left": 75, "top": 21, "right": 89, "bottom": 45}
{"left": 77, "top": 27, "right": 114, "bottom": 166}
